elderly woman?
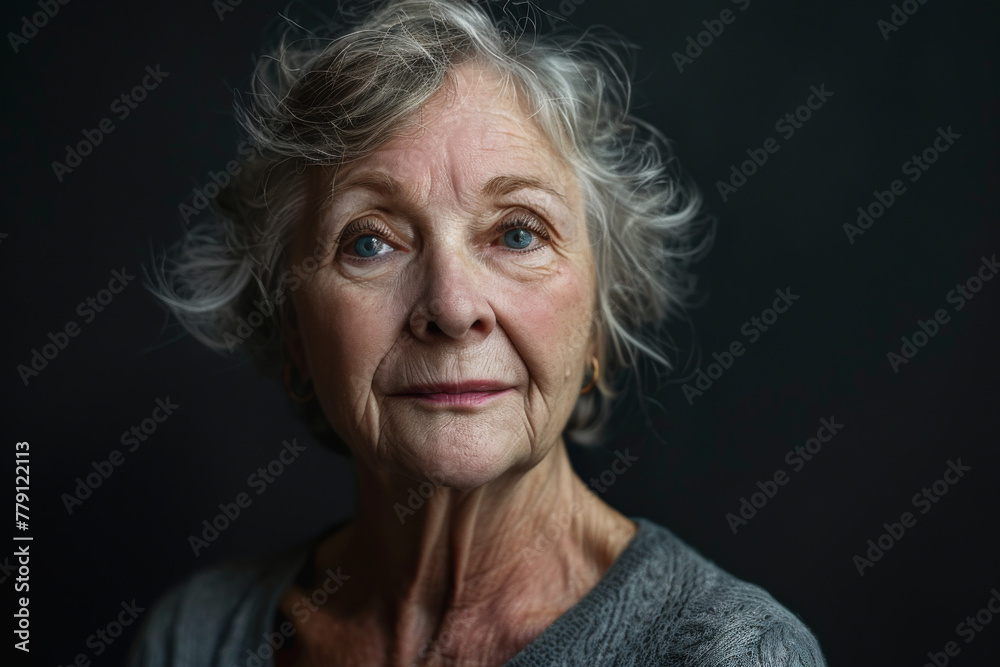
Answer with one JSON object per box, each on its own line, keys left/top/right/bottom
{"left": 131, "top": 0, "right": 825, "bottom": 665}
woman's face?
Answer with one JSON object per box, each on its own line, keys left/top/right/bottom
{"left": 286, "top": 62, "right": 596, "bottom": 490}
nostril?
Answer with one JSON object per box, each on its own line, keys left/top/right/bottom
{"left": 426, "top": 321, "right": 443, "bottom": 335}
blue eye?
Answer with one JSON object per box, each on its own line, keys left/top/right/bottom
{"left": 503, "top": 228, "right": 533, "bottom": 249}
{"left": 338, "top": 218, "right": 396, "bottom": 262}
{"left": 353, "top": 235, "right": 384, "bottom": 258}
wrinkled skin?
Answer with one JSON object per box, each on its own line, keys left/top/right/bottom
{"left": 283, "top": 62, "right": 637, "bottom": 666}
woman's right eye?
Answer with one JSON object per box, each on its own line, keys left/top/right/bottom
{"left": 338, "top": 220, "right": 396, "bottom": 260}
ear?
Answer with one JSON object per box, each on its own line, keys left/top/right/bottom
{"left": 282, "top": 301, "right": 311, "bottom": 383}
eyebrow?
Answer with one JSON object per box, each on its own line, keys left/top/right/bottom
{"left": 331, "top": 171, "right": 404, "bottom": 199}
{"left": 481, "top": 175, "right": 566, "bottom": 202}
{"left": 331, "top": 171, "right": 566, "bottom": 202}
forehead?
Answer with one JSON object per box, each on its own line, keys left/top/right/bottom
{"left": 329, "top": 61, "right": 576, "bottom": 202}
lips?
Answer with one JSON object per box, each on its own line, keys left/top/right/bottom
{"left": 397, "top": 381, "right": 510, "bottom": 394}
{"left": 391, "top": 381, "right": 513, "bottom": 407}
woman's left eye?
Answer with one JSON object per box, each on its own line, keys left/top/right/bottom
{"left": 496, "top": 216, "right": 548, "bottom": 252}
{"left": 502, "top": 228, "right": 533, "bottom": 249}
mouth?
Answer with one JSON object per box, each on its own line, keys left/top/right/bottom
{"left": 391, "top": 381, "right": 514, "bottom": 407}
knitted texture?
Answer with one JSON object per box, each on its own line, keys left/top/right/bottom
{"left": 128, "top": 518, "right": 826, "bottom": 666}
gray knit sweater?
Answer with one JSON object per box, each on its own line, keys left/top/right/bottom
{"left": 128, "top": 517, "right": 826, "bottom": 666}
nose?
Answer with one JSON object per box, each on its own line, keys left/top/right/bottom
{"left": 409, "top": 246, "right": 496, "bottom": 343}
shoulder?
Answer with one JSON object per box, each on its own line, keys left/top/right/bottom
{"left": 126, "top": 548, "right": 309, "bottom": 667}
{"left": 622, "top": 518, "right": 826, "bottom": 666}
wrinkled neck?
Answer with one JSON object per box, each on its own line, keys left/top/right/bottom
{"left": 311, "top": 440, "right": 636, "bottom": 660}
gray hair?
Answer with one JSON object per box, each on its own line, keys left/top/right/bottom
{"left": 151, "top": 0, "right": 709, "bottom": 451}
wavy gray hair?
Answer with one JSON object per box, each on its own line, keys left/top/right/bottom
{"left": 151, "top": 0, "right": 709, "bottom": 452}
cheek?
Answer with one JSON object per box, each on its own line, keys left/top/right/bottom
{"left": 507, "top": 261, "right": 594, "bottom": 389}
{"left": 295, "top": 286, "right": 397, "bottom": 409}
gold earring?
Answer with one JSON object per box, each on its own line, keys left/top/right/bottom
{"left": 284, "top": 361, "right": 315, "bottom": 403}
{"left": 580, "top": 356, "right": 599, "bottom": 395}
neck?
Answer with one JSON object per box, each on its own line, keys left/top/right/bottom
{"left": 310, "top": 440, "right": 636, "bottom": 663}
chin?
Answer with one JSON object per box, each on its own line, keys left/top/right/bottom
{"left": 385, "top": 418, "right": 532, "bottom": 492}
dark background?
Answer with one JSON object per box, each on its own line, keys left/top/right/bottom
{"left": 3, "top": 0, "right": 998, "bottom": 665}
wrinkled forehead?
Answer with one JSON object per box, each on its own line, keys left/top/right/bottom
{"left": 320, "top": 61, "right": 576, "bottom": 206}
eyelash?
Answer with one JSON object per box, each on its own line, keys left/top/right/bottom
{"left": 336, "top": 213, "right": 551, "bottom": 260}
